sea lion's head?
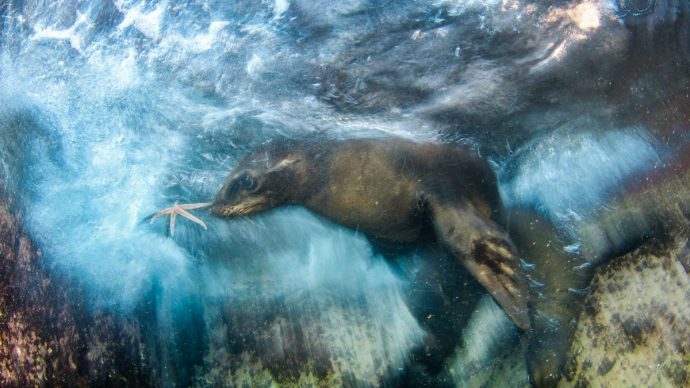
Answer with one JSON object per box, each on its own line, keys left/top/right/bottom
{"left": 211, "top": 141, "right": 307, "bottom": 217}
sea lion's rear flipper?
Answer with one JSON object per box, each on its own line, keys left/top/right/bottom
{"left": 508, "top": 207, "right": 594, "bottom": 386}
{"left": 431, "top": 201, "right": 530, "bottom": 331}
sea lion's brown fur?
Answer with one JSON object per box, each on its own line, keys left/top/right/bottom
{"left": 211, "top": 136, "right": 530, "bottom": 330}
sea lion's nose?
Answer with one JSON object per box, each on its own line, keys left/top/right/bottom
{"left": 213, "top": 181, "right": 233, "bottom": 203}
{"left": 209, "top": 205, "right": 222, "bottom": 217}
{"left": 210, "top": 191, "right": 226, "bottom": 215}
{"left": 210, "top": 202, "right": 230, "bottom": 217}
{"left": 210, "top": 194, "right": 228, "bottom": 215}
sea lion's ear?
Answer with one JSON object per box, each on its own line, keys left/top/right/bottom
{"left": 267, "top": 157, "right": 302, "bottom": 173}
{"left": 430, "top": 199, "right": 530, "bottom": 331}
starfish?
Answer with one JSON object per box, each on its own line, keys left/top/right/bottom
{"left": 148, "top": 202, "right": 212, "bottom": 237}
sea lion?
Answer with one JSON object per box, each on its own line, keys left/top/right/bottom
{"left": 151, "top": 137, "right": 690, "bottom": 386}
{"left": 209, "top": 136, "right": 530, "bottom": 331}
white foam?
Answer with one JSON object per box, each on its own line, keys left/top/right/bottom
{"left": 273, "top": 0, "right": 290, "bottom": 19}
{"left": 191, "top": 21, "right": 231, "bottom": 53}
{"left": 500, "top": 125, "right": 660, "bottom": 224}
{"left": 116, "top": 0, "right": 165, "bottom": 41}
{"left": 30, "top": 10, "right": 91, "bottom": 52}
{"left": 246, "top": 54, "right": 264, "bottom": 79}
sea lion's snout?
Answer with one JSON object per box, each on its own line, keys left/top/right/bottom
{"left": 209, "top": 201, "right": 233, "bottom": 217}
{"left": 211, "top": 169, "right": 275, "bottom": 218}
{"left": 210, "top": 197, "right": 267, "bottom": 217}
{"left": 209, "top": 181, "right": 234, "bottom": 216}
{"left": 211, "top": 178, "right": 254, "bottom": 217}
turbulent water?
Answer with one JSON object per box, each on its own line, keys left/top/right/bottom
{"left": 0, "top": 0, "right": 688, "bottom": 386}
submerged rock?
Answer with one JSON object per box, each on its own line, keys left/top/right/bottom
{"left": 0, "top": 189, "right": 690, "bottom": 387}
{"left": 456, "top": 234, "right": 690, "bottom": 388}
{"left": 0, "top": 199, "right": 154, "bottom": 387}
{"left": 0, "top": 200, "right": 81, "bottom": 386}
{"left": 564, "top": 235, "right": 690, "bottom": 387}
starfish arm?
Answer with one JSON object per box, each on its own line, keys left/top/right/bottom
{"left": 148, "top": 207, "right": 173, "bottom": 223}
{"left": 177, "top": 207, "right": 208, "bottom": 229}
{"left": 170, "top": 211, "right": 177, "bottom": 237}
{"left": 148, "top": 201, "right": 212, "bottom": 237}
{"left": 179, "top": 202, "right": 213, "bottom": 210}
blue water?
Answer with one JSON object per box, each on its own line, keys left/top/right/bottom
{"left": 0, "top": 1, "right": 438, "bottom": 384}
{"left": 0, "top": 0, "right": 686, "bottom": 386}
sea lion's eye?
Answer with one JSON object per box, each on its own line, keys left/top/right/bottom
{"left": 239, "top": 174, "right": 257, "bottom": 192}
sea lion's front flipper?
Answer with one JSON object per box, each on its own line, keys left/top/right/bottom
{"left": 430, "top": 200, "right": 530, "bottom": 331}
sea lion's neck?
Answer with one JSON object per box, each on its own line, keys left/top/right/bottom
{"left": 286, "top": 140, "right": 337, "bottom": 206}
